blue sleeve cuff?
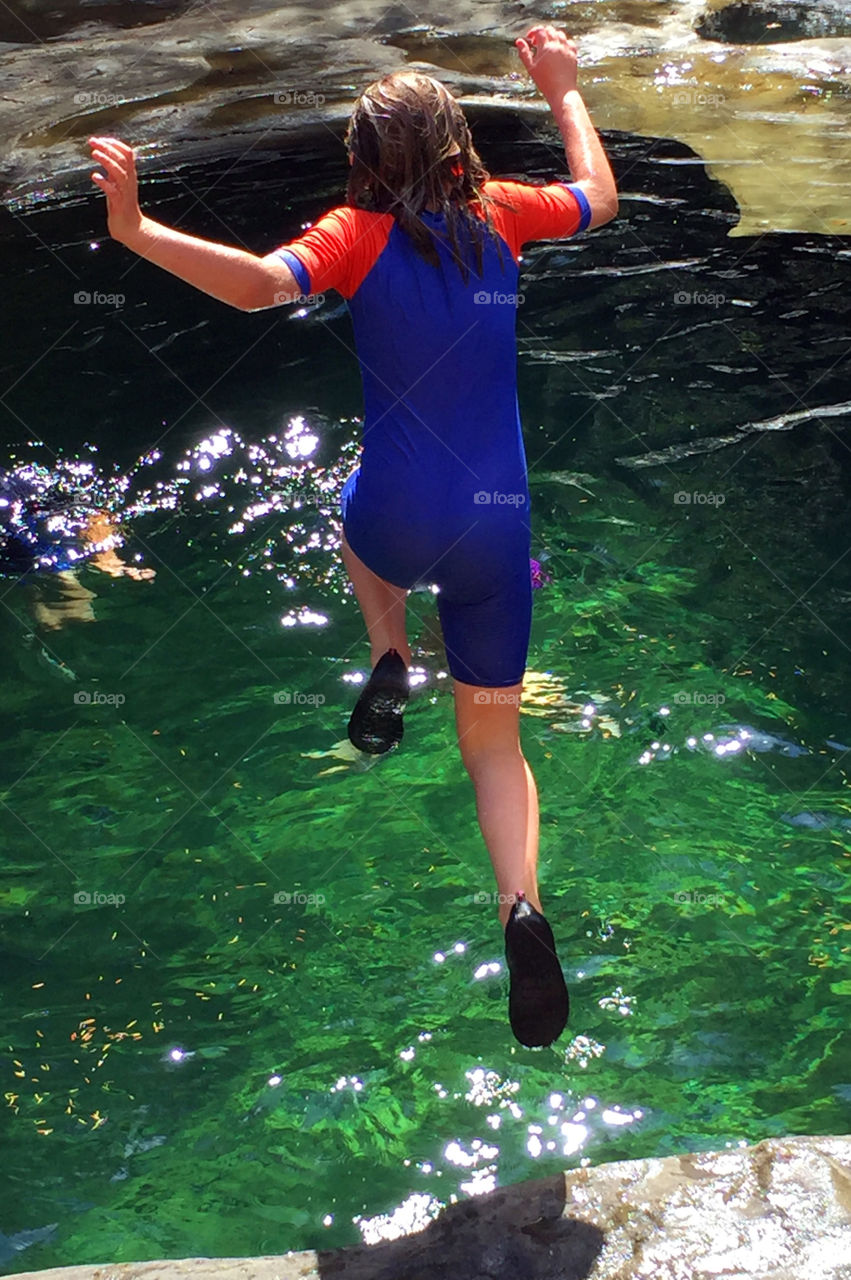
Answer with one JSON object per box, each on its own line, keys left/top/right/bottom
{"left": 275, "top": 249, "right": 310, "bottom": 296}
{"left": 559, "top": 182, "right": 592, "bottom": 232}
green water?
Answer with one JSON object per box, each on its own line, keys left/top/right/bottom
{"left": 1, "top": 120, "right": 850, "bottom": 1268}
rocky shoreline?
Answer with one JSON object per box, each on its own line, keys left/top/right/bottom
{"left": 1, "top": 0, "right": 850, "bottom": 236}
{"left": 8, "top": 1135, "right": 851, "bottom": 1279}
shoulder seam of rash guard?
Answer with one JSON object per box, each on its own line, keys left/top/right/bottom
{"left": 275, "top": 248, "right": 310, "bottom": 295}
{"left": 557, "top": 181, "right": 592, "bottom": 232}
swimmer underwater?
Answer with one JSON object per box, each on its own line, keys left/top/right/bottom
{"left": 0, "top": 463, "right": 155, "bottom": 639}
{"left": 87, "top": 24, "right": 618, "bottom": 1048}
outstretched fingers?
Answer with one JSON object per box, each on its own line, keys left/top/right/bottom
{"left": 88, "top": 137, "right": 136, "bottom": 185}
{"left": 86, "top": 136, "right": 143, "bottom": 241}
{"left": 516, "top": 24, "right": 575, "bottom": 60}
{"left": 515, "top": 23, "right": 579, "bottom": 98}
{"left": 89, "top": 142, "right": 127, "bottom": 175}
{"left": 88, "top": 135, "right": 134, "bottom": 160}
{"left": 514, "top": 36, "right": 534, "bottom": 69}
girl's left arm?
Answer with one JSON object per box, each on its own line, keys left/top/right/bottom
{"left": 87, "top": 136, "right": 300, "bottom": 311}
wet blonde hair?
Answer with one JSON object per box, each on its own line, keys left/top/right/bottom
{"left": 344, "top": 70, "right": 508, "bottom": 283}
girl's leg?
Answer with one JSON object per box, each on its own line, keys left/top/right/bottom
{"left": 453, "top": 679, "right": 541, "bottom": 928}
{"left": 341, "top": 530, "right": 411, "bottom": 668}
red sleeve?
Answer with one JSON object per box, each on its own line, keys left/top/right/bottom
{"left": 482, "top": 180, "right": 588, "bottom": 261}
{"left": 271, "top": 205, "right": 394, "bottom": 299}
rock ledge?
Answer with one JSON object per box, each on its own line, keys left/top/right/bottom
{"left": 10, "top": 1135, "right": 851, "bottom": 1280}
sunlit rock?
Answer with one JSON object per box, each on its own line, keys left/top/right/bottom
{"left": 12, "top": 1135, "right": 851, "bottom": 1279}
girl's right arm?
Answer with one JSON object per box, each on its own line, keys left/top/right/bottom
{"left": 515, "top": 26, "right": 618, "bottom": 229}
{"left": 87, "top": 137, "right": 302, "bottom": 311}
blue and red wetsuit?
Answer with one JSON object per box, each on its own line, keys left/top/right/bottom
{"left": 274, "top": 179, "right": 591, "bottom": 687}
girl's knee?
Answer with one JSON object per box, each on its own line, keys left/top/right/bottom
{"left": 458, "top": 732, "right": 524, "bottom": 778}
{"left": 455, "top": 691, "right": 522, "bottom": 767}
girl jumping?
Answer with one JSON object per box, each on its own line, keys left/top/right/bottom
{"left": 87, "top": 24, "right": 618, "bottom": 1048}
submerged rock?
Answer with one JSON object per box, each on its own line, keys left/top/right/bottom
{"left": 780, "top": 809, "right": 851, "bottom": 830}
{"left": 10, "top": 1135, "right": 851, "bottom": 1278}
{"left": 0, "top": 1225, "right": 58, "bottom": 1268}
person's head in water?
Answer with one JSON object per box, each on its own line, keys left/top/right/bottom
{"left": 345, "top": 70, "right": 505, "bottom": 282}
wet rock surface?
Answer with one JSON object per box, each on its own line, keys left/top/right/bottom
{"left": 1, "top": 0, "right": 850, "bottom": 236}
{"left": 9, "top": 1136, "right": 851, "bottom": 1279}
{"left": 0, "top": 0, "right": 196, "bottom": 42}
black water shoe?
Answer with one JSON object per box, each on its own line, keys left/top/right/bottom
{"left": 504, "top": 892, "right": 569, "bottom": 1048}
{"left": 347, "top": 648, "right": 410, "bottom": 754}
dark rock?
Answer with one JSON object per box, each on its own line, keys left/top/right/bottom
{"left": 697, "top": 0, "right": 851, "bottom": 44}
{"left": 0, "top": 0, "right": 196, "bottom": 44}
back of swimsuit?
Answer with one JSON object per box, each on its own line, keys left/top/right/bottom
{"left": 274, "top": 179, "right": 591, "bottom": 686}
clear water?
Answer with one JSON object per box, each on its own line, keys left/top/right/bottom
{"left": 1, "top": 117, "right": 850, "bottom": 1270}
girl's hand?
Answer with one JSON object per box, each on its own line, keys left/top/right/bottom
{"left": 87, "top": 135, "right": 143, "bottom": 244}
{"left": 515, "top": 25, "right": 579, "bottom": 102}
